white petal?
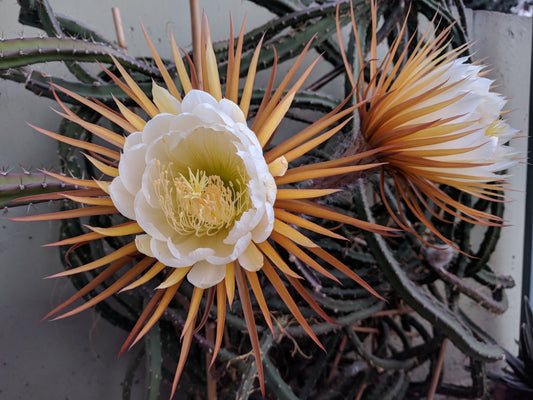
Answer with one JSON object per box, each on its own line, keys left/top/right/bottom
{"left": 152, "top": 83, "right": 181, "bottom": 115}
{"left": 118, "top": 142, "right": 146, "bottom": 194}
{"left": 168, "top": 113, "right": 206, "bottom": 133}
{"left": 234, "top": 124, "right": 263, "bottom": 155}
{"left": 209, "top": 232, "right": 251, "bottom": 265}
{"left": 181, "top": 90, "right": 219, "bottom": 113}
{"left": 142, "top": 113, "right": 177, "bottom": 145}
{"left": 145, "top": 133, "right": 175, "bottom": 168}
{"left": 238, "top": 242, "right": 264, "bottom": 272}
{"left": 166, "top": 231, "right": 251, "bottom": 266}
{"left": 140, "top": 160, "right": 161, "bottom": 208}
{"left": 251, "top": 205, "right": 274, "bottom": 243}
{"left": 134, "top": 192, "right": 176, "bottom": 241}
{"left": 124, "top": 131, "right": 143, "bottom": 150}
{"left": 192, "top": 103, "right": 232, "bottom": 125}
{"left": 224, "top": 209, "right": 258, "bottom": 245}
{"left": 150, "top": 238, "right": 189, "bottom": 268}
{"left": 220, "top": 98, "right": 246, "bottom": 123}
{"left": 477, "top": 92, "right": 506, "bottom": 126}
{"left": 187, "top": 261, "right": 226, "bottom": 289}
{"left": 465, "top": 75, "right": 491, "bottom": 96}
{"left": 135, "top": 234, "right": 153, "bottom": 257}
{"left": 109, "top": 177, "right": 136, "bottom": 220}
{"left": 167, "top": 234, "right": 216, "bottom": 264}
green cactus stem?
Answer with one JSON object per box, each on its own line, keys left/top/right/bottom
{"left": 0, "top": 37, "right": 160, "bottom": 77}
{"left": 243, "top": 0, "right": 370, "bottom": 68}
{"left": 353, "top": 179, "right": 503, "bottom": 362}
{"left": 0, "top": 171, "right": 77, "bottom": 208}
{"left": 18, "top": 0, "right": 113, "bottom": 45}
{"left": 145, "top": 321, "right": 163, "bottom": 400}
{"left": 121, "top": 342, "right": 145, "bottom": 400}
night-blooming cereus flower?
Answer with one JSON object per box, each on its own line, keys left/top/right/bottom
{"left": 338, "top": 1, "right": 519, "bottom": 248}
{"left": 111, "top": 89, "right": 276, "bottom": 287}
{"left": 13, "top": 16, "right": 391, "bottom": 398}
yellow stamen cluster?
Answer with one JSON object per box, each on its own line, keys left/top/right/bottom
{"left": 153, "top": 162, "right": 249, "bottom": 236}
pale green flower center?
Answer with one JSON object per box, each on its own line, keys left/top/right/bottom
{"left": 153, "top": 161, "right": 249, "bottom": 236}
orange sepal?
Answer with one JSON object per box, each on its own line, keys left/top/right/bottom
{"left": 51, "top": 256, "right": 153, "bottom": 320}
{"left": 235, "top": 266, "right": 265, "bottom": 396}
{"left": 262, "top": 261, "right": 324, "bottom": 350}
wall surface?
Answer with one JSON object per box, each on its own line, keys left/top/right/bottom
{"left": 0, "top": 1, "right": 530, "bottom": 399}
{"left": 468, "top": 8, "right": 531, "bottom": 354}
{"left": 435, "top": 9, "right": 532, "bottom": 394}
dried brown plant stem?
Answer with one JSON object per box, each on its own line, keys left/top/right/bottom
{"left": 111, "top": 7, "right": 127, "bottom": 51}
{"left": 427, "top": 338, "right": 448, "bottom": 400}
{"left": 326, "top": 334, "right": 347, "bottom": 383}
{"left": 355, "top": 383, "right": 367, "bottom": 400}
{"left": 352, "top": 326, "right": 379, "bottom": 334}
{"left": 372, "top": 307, "right": 413, "bottom": 318}
{"left": 206, "top": 322, "right": 217, "bottom": 400}
{"left": 189, "top": 0, "right": 203, "bottom": 88}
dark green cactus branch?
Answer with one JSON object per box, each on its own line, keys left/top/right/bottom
{"left": 247, "top": 0, "right": 301, "bottom": 15}
{"left": 18, "top": 0, "right": 113, "bottom": 44}
{"left": 244, "top": 0, "right": 370, "bottom": 68}
{"left": 18, "top": 0, "right": 101, "bottom": 84}
{"left": 466, "top": 198, "right": 504, "bottom": 275}
{"left": 0, "top": 37, "right": 160, "bottom": 76}
{"left": 345, "top": 326, "right": 418, "bottom": 370}
{"left": 0, "top": 172, "right": 76, "bottom": 208}
{"left": 264, "top": 356, "right": 300, "bottom": 400}
{"left": 145, "top": 321, "right": 163, "bottom": 400}
{"left": 475, "top": 265, "right": 515, "bottom": 289}
{"left": 1, "top": 66, "right": 341, "bottom": 116}
{"left": 235, "top": 331, "right": 274, "bottom": 400}
{"left": 353, "top": 180, "right": 503, "bottom": 362}
{"left": 427, "top": 259, "right": 508, "bottom": 314}
{"left": 121, "top": 342, "right": 145, "bottom": 400}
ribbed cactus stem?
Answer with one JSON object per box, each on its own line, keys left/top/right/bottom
{"left": 0, "top": 37, "right": 160, "bottom": 77}
{"left": 0, "top": 171, "right": 75, "bottom": 208}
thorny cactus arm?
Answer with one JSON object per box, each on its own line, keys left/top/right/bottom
{"left": 20, "top": 0, "right": 100, "bottom": 84}
{"left": 229, "top": 0, "right": 371, "bottom": 69}
{"left": 18, "top": 0, "right": 113, "bottom": 45}
{"left": 0, "top": 37, "right": 160, "bottom": 76}
{"left": 0, "top": 171, "right": 76, "bottom": 208}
